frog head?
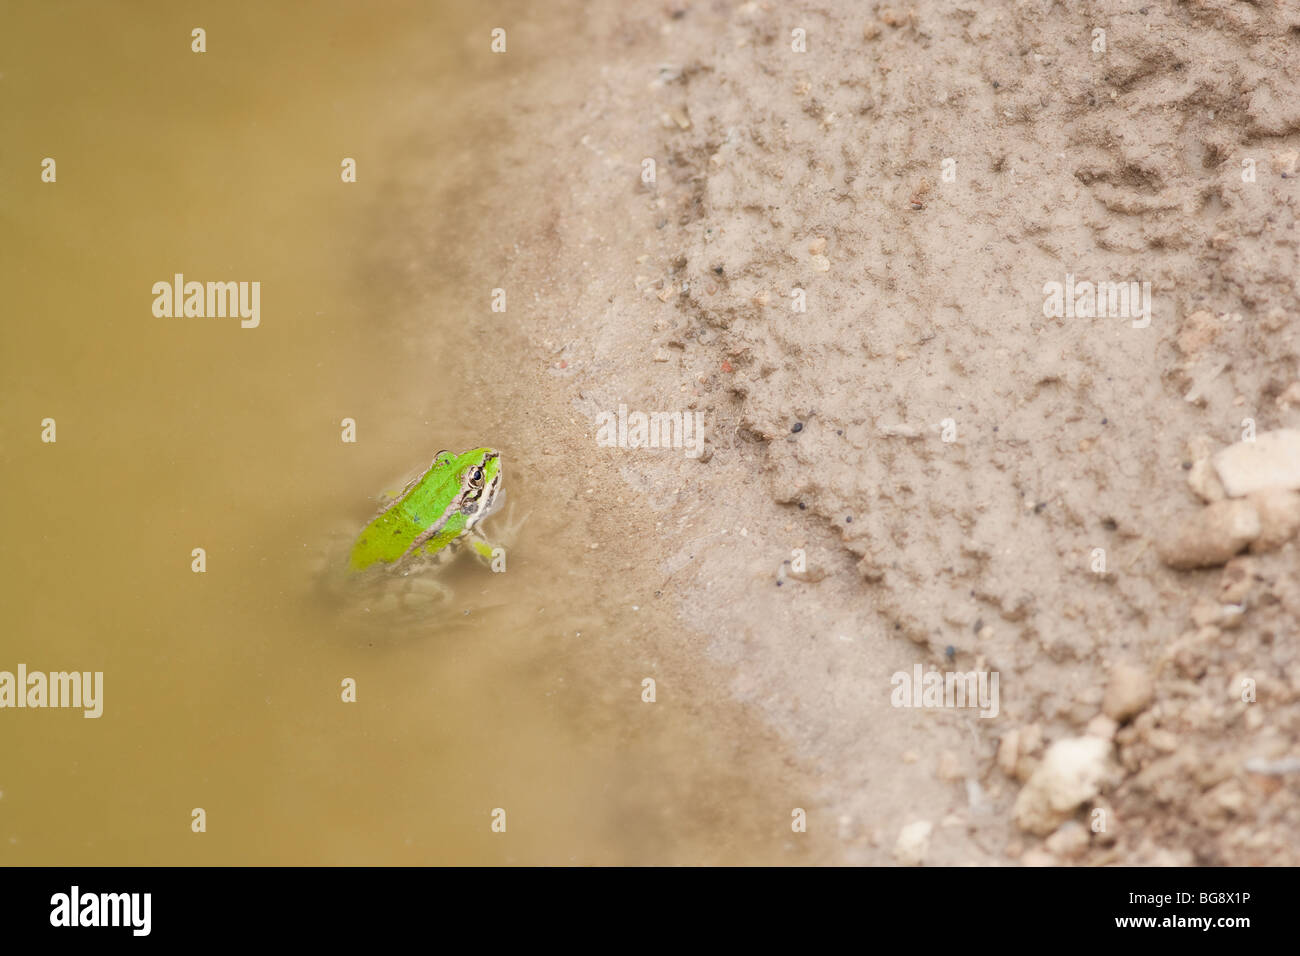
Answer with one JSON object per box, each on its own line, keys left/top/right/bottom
{"left": 451, "top": 447, "right": 502, "bottom": 529}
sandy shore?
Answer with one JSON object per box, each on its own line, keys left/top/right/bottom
{"left": 396, "top": 1, "right": 1300, "bottom": 864}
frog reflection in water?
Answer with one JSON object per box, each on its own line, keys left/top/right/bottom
{"left": 348, "top": 448, "right": 507, "bottom": 602}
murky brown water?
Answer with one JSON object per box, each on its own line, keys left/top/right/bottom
{"left": 0, "top": 1, "right": 820, "bottom": 865}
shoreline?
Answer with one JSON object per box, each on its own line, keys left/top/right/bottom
{"left": 445, "top": 0, "right": 1300, "bottom": 864}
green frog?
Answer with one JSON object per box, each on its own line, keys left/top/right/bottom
{"left": 343, "top": 448, "right": 510, "bottom": 607}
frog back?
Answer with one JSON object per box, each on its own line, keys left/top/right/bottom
{"left": 349, "top": 505, "right": 423, "bottom": 571}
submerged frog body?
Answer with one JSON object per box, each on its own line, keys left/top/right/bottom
{"left": 349, "top": 448, "right": 504, "bottom": 581}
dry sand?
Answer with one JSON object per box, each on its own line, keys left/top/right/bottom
{"left": 397, "top": 1, "right": 1300, "bottom": 864}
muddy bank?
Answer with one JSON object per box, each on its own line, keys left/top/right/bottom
{"left": 398, "top": 1, "right": 1300, "bottom": 863}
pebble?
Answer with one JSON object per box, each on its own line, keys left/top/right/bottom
{"left": 1013, "top": 736, "right": 1112, "bottom": 836}
{"left": 1247, "top": 489, "right": 1300, "bottom": 552}
{"left": 1044, "top": 821, "right": 1089, "bottom": 859}
{"left": 1216, "top": 600, "right": 1248, "bottom": 632}
{"left": 893, "top": 820, "right": 933, "bottom": 865}
{"left": 1212, "top": 429, "right": 1300, "bottom": 497}
{"left": 1156, "top": 499, "right": 1260, "bottom": 569}
{"left": 1218, "top": 603, "right": 1245, "bottom": 629}
{"left": 1276, "top": 382, "right": 1300, "bottom": 409}
{"left": 1085, "top": 714, "right": 1118, "bottom": 739}
{"left": 1148, "top": 729, "right": 1180, "bottom": 753}
{"left": 1212, "top": 781, "right": 1245, "bottom": 814}
{"left": 1187, "top": 459, "right": 1226, "bottom": 502}
{"left": 1218, "top": 556, "right": 1255, "bottom": 604}
{"left": 999, "top": 724, "right": 1043, "bottom": 782}
{"left": 1175, "top": 310, "right": 1219, "bottom": 358}
{"left": 1101, "top": 663, "right": 1153, "bottom": 723}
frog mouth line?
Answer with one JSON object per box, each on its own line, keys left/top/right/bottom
{"left": 469, "top": 470, "right": 502, "bottom": 527}
{"left": 481, "top": 484, "right": 506, "bottom": 519}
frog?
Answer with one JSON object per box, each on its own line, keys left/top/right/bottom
{"left": 344, "top": 447, "right": 509, "bottom": 606}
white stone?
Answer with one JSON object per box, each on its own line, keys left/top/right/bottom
{"left": 1187, "top": 459, "right": 1226, "bottom": 502}
{"left": 1102, "top": 663, "right": 1153, "bottom": 722}
{"left": 1248, "top": 490, "right": 1300, "bottom": 552}
{"left": 1044, "top": 821, "right": 1089, "bottom": 859}
{"left": 1013, "top": 737, "right": 1112, "bottom": 836}
{"left": 893, "top": 820, "right": 933, "bottom": 865}
{"left": 1157, "top": 500, "right": 1260, "bottom": 569}
{"left": 1212, "top": 429, "right": 1300, "bottom": 497}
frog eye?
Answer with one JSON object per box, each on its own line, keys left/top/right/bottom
{"left": 468, "top": 466, "right": 485, "bottom": 486}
